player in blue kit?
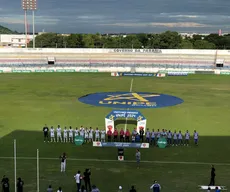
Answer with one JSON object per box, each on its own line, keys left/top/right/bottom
{"left": 193, "top": 130, "right": 199, "bottom": 145}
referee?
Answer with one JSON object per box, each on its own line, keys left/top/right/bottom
{"left": 135, "top": 149, "right": 141, "bottom": 169}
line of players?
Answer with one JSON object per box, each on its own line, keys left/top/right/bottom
{"left": 144, "top": 128, "right": 199, "bottom": 146}
{"left": 43, "top": 125, "right": 199, "bottom": 146}
{"left": 43, "top": 125, "right": 107, "bottom": 143}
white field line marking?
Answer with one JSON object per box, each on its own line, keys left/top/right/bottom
{"left": 129, "top": 78, "right": 134, "bottom": 92}
{"left": 0, "top": 156, "right": 230, "bottom": 166}
{"left": 124, "top": 78, "right": 134, "bottom": 132}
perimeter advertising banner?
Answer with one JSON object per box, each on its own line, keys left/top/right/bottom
{"left": 111, "top": 72, "right": 156, "bottom": 77}
{"left": 167, "top": 72, "right": 188, "bottom": 76}
{"left": 105, "top": 110, "right": 147, "bottom": 134}
{"left": 159, "top": 70, "right": 195, "bottom": 74}
{"left": 220, "top": 72, "right": 230, "bottom": 75}
{"left": 93, "top": 142, "right": 149, "bottom": 148}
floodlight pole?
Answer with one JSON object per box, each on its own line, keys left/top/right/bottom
{"left": 32, "top": 10, "right": 35, "bottom": 48}
{"left": 24, "top": 10, "right": 27, "bottom": 48}
{"left": 22, "top": 0, "right": 37, "bottom": 48}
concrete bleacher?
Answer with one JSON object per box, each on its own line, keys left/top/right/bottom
{"left": 0, "top": 48, "right": 230, "bottom": 71}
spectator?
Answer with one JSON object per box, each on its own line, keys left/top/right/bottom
{"left": 107, "top": 129, "right": 112, "bottom": 142}
{"left": 209, "top": 165, "right": 216, "bottom": 186}
{"left": 74, "top": 171, "right": 82, "bottom": 192}
{"left": 80, "top": 185, "right": 87, "bottom": 192}
{"left": 132, "top": 128, "right": 137, "bottom": 137}
{"left": 139, "top": 128, "right": 144, "bottom": 142}
{"left": 150, "top": 180, "right": 161, "bottom": 192}
{"left": 207, "top": 187, "right": 211, "bottom": 192}
{"left": 47, "top": 185, "right": 53, "bottom": 192}
{"left": 2, "top": 177, "right": 9, "bottom": 192}
{"left": 120, "top": 128, "right": 125, "bottom": 142}
{"left": 215, "top": 187, "right": 220, "bottom": 192}
{"left": 1, "top": 175, "right": 9, "bottom": 192}
{"left": 130, "top": 186, "right": 136, "bottom": 192}
{"left": 135, "top": 133, "right": 140, "bottom": 143}
{"left": 91, "top": 185, "right": 100, "bottom": 192}
{"left": 125, "top": 129, "right": 130, "bottom": 142}
{"left": 83, "top": 169, "right": 91, "bottom": 192}
{"left": 57, "top": 187, "right": 62, "bottom": 192}
{"left": 113, "top": 128, "right": 118, "bottom": 142}
{"left": 17, "top": 177, "right": 24, "bottom": 192}
{"left": 1, "top": 175, "right": 9, "bottom": 184}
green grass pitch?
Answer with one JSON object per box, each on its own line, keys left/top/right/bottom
{"left": 0, "top": 73, "right": 230, "bottom": 192}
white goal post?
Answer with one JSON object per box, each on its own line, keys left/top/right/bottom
{"left": 13, "top": 139, "right": 40, "bottom": 192}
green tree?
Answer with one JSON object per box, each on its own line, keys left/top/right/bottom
{"left": 159, "top": 31, "right": 182, "bottom": 48}
{"left": 122, "top": 35, "right": 142, "bottom": 48}
{"left": 146, "top": 34, "right": 161, "bottom": 48}
{"left": 221, "top": 35, "right": 230, "bottom": 49}
{"left": 204, "top": 34, "right": 224, "bottom": 49}
{"left": 136, "top": 33, "right": 148, "bottom": 47}
{"left": 103, "top": 36, "right": 118, "bottom": 48}
{"left": 193, "top": 40, "right": 216, "bottom": 49}
{"left": 192, "top": 35, "right": 203, "bottom": 41}
{"left": 92, "top": 33, "right": 103, "bottom": 48}
{"left": 82, "top": 34, "right": 94, "bottom": 48}
{"left": 27, "top": 30, "right": 230, "bottom": 49}
{"left": 29, "top": 33, "right": 61, "bottom": 48}
{"left": 180, "top": 40, "right": 193, "bottom": 49}
{"left": 66, "top": 34, "right": 84, "bottom": 48}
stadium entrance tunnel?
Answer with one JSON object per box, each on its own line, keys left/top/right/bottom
{"left": 105, "top": 110, "right": 147, "bottom": 134}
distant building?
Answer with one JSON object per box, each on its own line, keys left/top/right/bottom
{"left": 0, "top": 34, "right": 36, "bottom": 48}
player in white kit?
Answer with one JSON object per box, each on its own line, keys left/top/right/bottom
{"left": 50, "top": 126, "right": 55, "bottom": 142}
{"left": 101, "top": 129, "right": 106, "bottom": 142}
{"left": 84, "top": 128, "right": 89, "bottom": 143}
{"left": 89, "top": 127, "right": 94, "bottom": 142}
{"left": 178, "top": 131, "right": 183, "bottom": 145}
{"left": 95, "top": 127, "right": 100, "bottom": 141}
{"left": 167, "top": 130, "right": 172, "bottom": 145}
{"left": 56, "top": 125, "right": 63, "bottom": 142}
{"left": 75, "top": 127, "right": 79, "bottom": 137}
{"left": 156, "top": 129, "right": 161, "bottom": 141}
{"left": 184, "top": 130, "right": 190, "bottom": 146}
{"left": 63, "top": 127, "right": 68, "bottom": 143}
{"left": 69, "top": 126, "right": 73, "bottom": 142}
{"left": 80, "top": 127, "right": 85, "bottom": 138}
{"left": 173, "top": 131, "right": 178, "bottom": 146}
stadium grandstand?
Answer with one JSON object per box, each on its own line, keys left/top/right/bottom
{"left": 0, "top": 48, "right": 230, "bottom": 70}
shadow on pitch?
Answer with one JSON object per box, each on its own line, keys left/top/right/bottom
{"left": 1, "top": 130, "right": 230, "bottom": 166}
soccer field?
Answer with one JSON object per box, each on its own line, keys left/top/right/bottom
{"left": 0, "top": 73, "right": 230, "bottom": 192}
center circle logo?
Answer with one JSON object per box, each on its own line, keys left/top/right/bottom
{"left": 78, "top": 92, "right": 183, "bottom": 109}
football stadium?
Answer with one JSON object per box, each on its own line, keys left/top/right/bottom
{"left": 0, "top": 48, "right": 230, "bottom": 192}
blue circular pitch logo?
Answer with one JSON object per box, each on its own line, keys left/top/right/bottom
{"left": 78, "top": 92, "right": 183, "bottom": 109}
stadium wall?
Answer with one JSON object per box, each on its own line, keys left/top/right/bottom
{"left": 0, "top": 48, "right": 229, "bottom": 54}
{"left": 0, "top": 48, "right": 230, "bottom": 74}
{"left": 0, "top": 67, "right": 229, "bottom": 75}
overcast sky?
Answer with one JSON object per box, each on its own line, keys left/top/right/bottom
{"left": 0, "top": 0, "right": 230, "bottom": 34}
